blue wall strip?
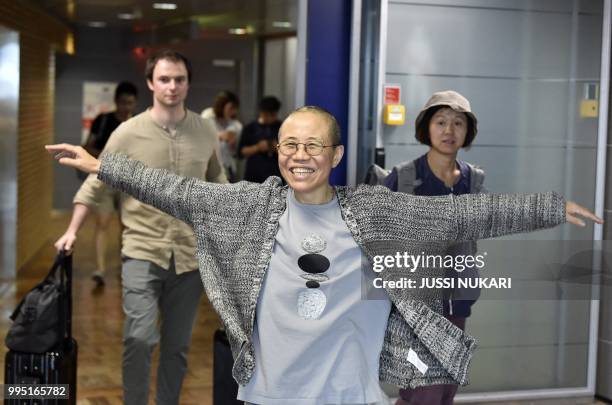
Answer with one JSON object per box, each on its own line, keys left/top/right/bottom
{"left": 305, "top": 0, "right": 352, "bottom": 185}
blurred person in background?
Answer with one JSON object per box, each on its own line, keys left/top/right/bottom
{"left": 81, "top": 81, "right": 138, "bottom": 287}
{"left": 202, "top": 90, "right": 243, "bottom": 181}
{"left": 238, "top": 96, "right": 283, "bottom": 183}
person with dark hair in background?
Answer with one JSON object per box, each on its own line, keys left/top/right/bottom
{"left": 54, "top": 49, "right": 226, "bottom": 405}
{"left": 238, "top": 96, "right": 283, "bottom": 183}
{"left": 202, "top": 90, "right": 243, "bottom": 181}
{"left": 83, "top": 82, "right": 139, "bottom": 158}
{"left": 384, "top": 90, "right": 484, "bottom": 405}
{"left": 81, "top": 81, "right": 138, "bottom": 287}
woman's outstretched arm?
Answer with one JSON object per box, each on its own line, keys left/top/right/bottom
{"left": 450, "top": 191, "right": 602, "bottom": 240}
{"left": 360, "top": 186, "right": 602, "bottom": 243}
{"left": 46, "top": 144, "right": 225, "bottom": 227}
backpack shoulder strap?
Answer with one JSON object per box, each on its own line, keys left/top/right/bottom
{"left": 395, "top": 160, "right": 420, "bottom": 194}
{"left": 363, "top": 164, "right": 390, "bottom": 186}
{"left": 466, "top": 162, "right": 486, "bottom": 193}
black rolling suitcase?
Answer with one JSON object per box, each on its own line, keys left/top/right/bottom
{"left": 4, "top": 252, "right": 78, "bottom": 404}
{"left": 213, "top": 329, "right": 243, "bottom": 405}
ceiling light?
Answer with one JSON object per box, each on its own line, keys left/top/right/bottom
{"left": 272, "top": 21, "right": 292, "bottom": 28}
{"left": 65, "top": 33, "right": 75, "bottom": 55}
{"left": 67, "top": 0, "right": 76, "bottom": 19}
{"left": 118, "top": 13, "right": 136, "bottom": 20}
{"left": 87, "top": 21, "right": 107, "bottom": 28}
{"left": 213, "top": 59, "right": 236, "bottom": 67}
{"left": 153, "top": 3, "right": 177, "bottom": 10}
{"left": 228, "top": 28, "right": 247, "bottom": 35}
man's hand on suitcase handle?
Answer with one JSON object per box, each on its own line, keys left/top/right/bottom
{"left": 54, "top": 232, "right": 77, "bottom": 254}
{"left": 45, "top": 144, "right": 101, "bottom": 175}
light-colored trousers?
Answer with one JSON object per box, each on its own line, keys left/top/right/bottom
{"left": 121, "top": 257, "right": 203, "bottom": 405}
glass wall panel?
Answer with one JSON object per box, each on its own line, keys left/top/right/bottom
{"left": 0, "top": 25, "right": 19, "bottom": 278}
{"left": 358, "top": 0, "right": 604, "bottom": 394}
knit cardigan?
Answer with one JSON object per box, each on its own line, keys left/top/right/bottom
{"left": 98, "top": 153, "right": 566, "bottom": 389}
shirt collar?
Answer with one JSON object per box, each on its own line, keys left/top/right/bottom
{"left": 147, "top": 108, "right": 189, "bottom": 133}
{"left": 419, "top": 154, "right": 470, "bottom": 191}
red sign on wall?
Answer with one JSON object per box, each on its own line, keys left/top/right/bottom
{"left": 384, "top": 84, "right": 401, "bottom": 105}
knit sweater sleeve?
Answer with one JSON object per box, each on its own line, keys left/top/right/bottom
{"left": 97, "top": 152, "right": 228, "bottom": 227}
{"left": 452, "top": 191, "right": 566, "bottom": 240}
{"left": 352, "top": 186, "right": 567, "bottom": 243}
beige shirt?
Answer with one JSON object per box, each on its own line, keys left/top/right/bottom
{"left": 74, "top": 109, "right": 227, "bottom": 273}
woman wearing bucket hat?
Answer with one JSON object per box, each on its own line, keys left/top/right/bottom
{"left": 385, "top": 90, "right": 486, "bottom": 405}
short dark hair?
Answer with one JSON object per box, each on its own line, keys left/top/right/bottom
{"left": 145, "top": 49, "right": 192, "bottom": 83}
{"left": 212, "top": 91, "right": 240, "bottom": 118}
{"left": 289, "top": 106, "right": 341, "bottom": 145}
{"left": 415, "top": 105, "right": 476, "bottom": 147}
{"left": 114, "top": 81, "right": 138, "bottom": 101}
{"left": 259, "top": 96, "right": 281, "bottom": 113}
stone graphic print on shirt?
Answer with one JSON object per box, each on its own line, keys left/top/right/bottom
{"left": 297, "top": 233, "right": 330, "bottom": 319}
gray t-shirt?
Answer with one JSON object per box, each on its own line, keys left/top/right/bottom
{"left": 238, "top": 190, "right": 392, "bottom": 405}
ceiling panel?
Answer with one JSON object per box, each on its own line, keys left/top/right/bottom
{"left": 28, "top": 0, "right": 298, "bottom": 37}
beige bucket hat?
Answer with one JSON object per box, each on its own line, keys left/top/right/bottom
{"left": 415, "top": 90, "right": 478, "bottom": 144}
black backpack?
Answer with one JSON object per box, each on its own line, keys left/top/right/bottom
{"left": 5, "top": 252, "right": 73, "bottom": 353}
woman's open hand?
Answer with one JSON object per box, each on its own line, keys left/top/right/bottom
{"left": 566, "top": 201, "right": 604, "bottom": 227}
{"left": 45, "top": 144, "right": 101, "bottom": 175}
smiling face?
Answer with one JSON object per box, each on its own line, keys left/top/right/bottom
{"left": 278, "top": 111, "right": 344, "bottom": 204}
{"left": 147, "top": 58, "right": 189, "bottom": 109}
{"left": 428, "top": 107, "right": 468, "bottom": 156}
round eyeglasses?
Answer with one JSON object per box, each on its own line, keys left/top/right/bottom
{"left": 277, "top": 141, "right": 340, "bottom": 156}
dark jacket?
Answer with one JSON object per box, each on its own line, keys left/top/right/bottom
{"left": 384, "top": 157, "right": 486, "bottom": 317}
